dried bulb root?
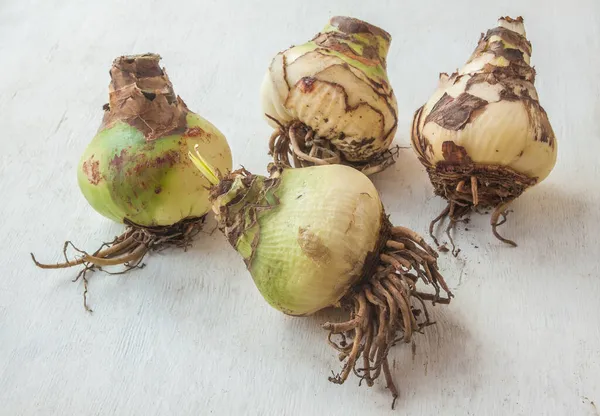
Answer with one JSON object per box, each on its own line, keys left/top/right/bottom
{"left": 426, "top": 163, "right": 536, "bottom": 253}
{"left": 268, "top": 119, "right": 398, "bottom": 176}
{"left": 30, "top": 216, "right": 204, "bottom": 311}
{"left": 322, "top": 226, "right": 452, "bottom": 408}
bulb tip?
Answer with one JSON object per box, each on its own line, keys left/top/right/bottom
{"left": 329, "top": 16, "right": 391, "bottom": 43}
{"left": 111, "top": 53, "right": 164, "bottom": 79}
{"left": 497, "top": 16, "right": 526, "bottom": 37}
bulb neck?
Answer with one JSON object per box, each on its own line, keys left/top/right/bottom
{"left": 102, "top": 53, "right": 188, "bottom": 141}
{"left": 460, "top": 16, "right": 534, "bottom": 81}
{"left": 210, "top": 169, "right": 282, "bottom": 267}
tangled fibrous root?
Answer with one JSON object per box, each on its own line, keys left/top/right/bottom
{"left": 322, "top": 226, "right": 452, "bottom": 409}
{"left": 268, "top": 118, "right": 398, "bottom": 177}
{"left": 426, "top": 164, "right": 537, "bottom": 255}
{"left": 31, "top": 216, "right": 204, "bottom": 312}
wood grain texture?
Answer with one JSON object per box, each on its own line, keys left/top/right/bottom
{"left": 1, "top": 0, "right": 599, "bottom": 415}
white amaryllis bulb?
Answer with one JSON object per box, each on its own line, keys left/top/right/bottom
{"left": 411, "top": 16, "right": 557, "bottom": 248}
{"left": 261, "top": 16, "right": 398, "bottom": 175}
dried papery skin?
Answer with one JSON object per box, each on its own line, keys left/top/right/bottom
{"left": 102, "top": 53, "right": 188, "bottom": 141}
{"left": 261, "top": 17, "right": 399, "bottom": 175}
{"left": 31, "top": 54, "right": 232, "bottom": 310}
{"left": 206, "top": 164, "right": 452, "bottom": 406}
{"left": 411, "top": 16, "right": 557, "bottom": 248}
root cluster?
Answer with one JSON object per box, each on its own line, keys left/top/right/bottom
{"left": 268, "top": 118, "right": 398, "bottom": 176}
{"left": 322, "top": 226, "right": 452, "bottom": 408}
{"left": 427, "top": 165, "right": 537, "bottom": 253}
{"left": 31, "top": 216, "right": 204, "bottom": 311}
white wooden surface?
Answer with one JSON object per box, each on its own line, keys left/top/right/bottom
{"left": 1, "top": 0, "right": 599, "bottom": 414}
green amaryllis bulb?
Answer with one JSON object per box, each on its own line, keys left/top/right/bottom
{"left": 191, "top": 154, "right": 451, "bottom": 404}
{"left": 411, "top": 17, "right": 557, "bottom": 251}
{"left": 261, "top": 16, "right": 398, "bottom": 176}
{"left": 32, "top": 54, "right": 232, "bottom": 310}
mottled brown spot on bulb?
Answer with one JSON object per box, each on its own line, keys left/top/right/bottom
{"left": 109, "top": 149, "right": 128, "bottom": 171}
{"left": 153, "top": 150, "right": 180, "bottom": 168}
{"left": 298, "top": 227, "right": 331, "bottom": 263}
{"left": 184, "top": 127, "right": 204, "bottom": 137}
{"left": 82, "top": 156, "right": 102, "bottom": 185}
{"left": 298, "top": 77, "right": 317, "bottom": 93}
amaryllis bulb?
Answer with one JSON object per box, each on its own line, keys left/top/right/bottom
{"left": 32, "top": 54, "right": 232, "bottom": 310}
{"left": 212, "top": 165, "right": 383, "bottom": 315}
{"left": 191, "top": 159, "right": 452, "bottom": 405}
{"left": 79, "top": 54, "right": 232, "bottom": 227}
{"left": 411, "top": 17, "right": 557, "bottom": 250}
{"left": 261, "top": 16, "right": 398, "bottom": 176}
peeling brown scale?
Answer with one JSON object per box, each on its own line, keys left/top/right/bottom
{"left": 425, "top": 93, "right": 489, "bottom": 131}
{"left": 465, "top": 72, "right": 499, "bottom": 89}
{"left": 524, "top": 100, "right": 556, "bottom": 147}
{"left": 485, "top": 27, "right": 532, "bottom": 56}
{"left": 480, "top": 57, "right": 536, "bottom": 82}
{"left": 488, "top": 41, "right": 526, "bottom": 62}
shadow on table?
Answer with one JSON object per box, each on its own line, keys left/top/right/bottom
{"left": 286, "top": 298, "right": 476, "bottom": 406}
{"left": 494, "top": 181, "right": 591, "bottom": 246}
